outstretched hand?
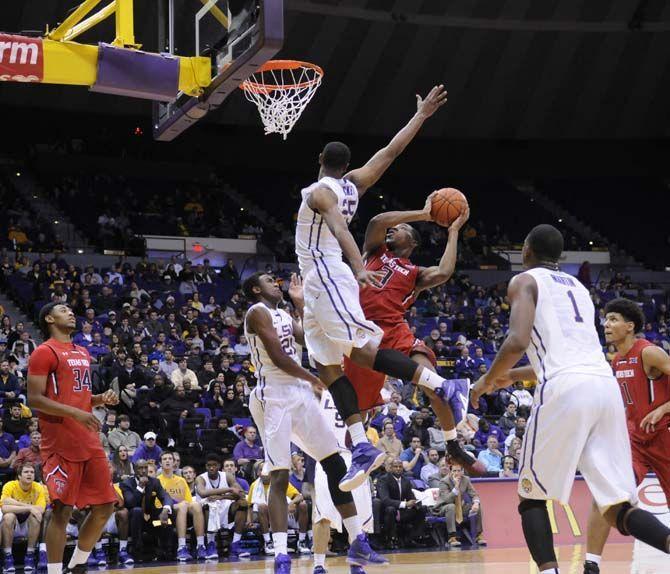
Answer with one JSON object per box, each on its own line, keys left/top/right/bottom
{"left": 416, "top": 85, "right": 448, "bottom": 118}
{"left": 288, "top": 273, "right": 304, "bottom": 305}
{"left": 421, "top": 191, "right": 439, "bottom": 221}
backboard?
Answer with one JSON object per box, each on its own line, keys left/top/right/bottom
{"left": 153, "top": 0, "right": 283, "bottom": 141}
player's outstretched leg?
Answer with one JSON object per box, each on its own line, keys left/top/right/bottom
{"left": 518, "top": 498, "right": 560, "bottom": 573}
{"left": 317, "top": 363, "right": 386, "bottom": 491}
{"left": 319, "top": 453, "right": 387, "bottom": 567}
{"left": 604, "top": 502, "right": 670, "bottom": 554}
{"left": 410, "top": 352, "right": 486, "bottom": 476}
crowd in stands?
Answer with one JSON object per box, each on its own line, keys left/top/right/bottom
{"left": 0, "top": 253, "right": 667, "bottom": 569}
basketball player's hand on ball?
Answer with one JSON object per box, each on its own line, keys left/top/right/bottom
{"left": 101, "top": 389, "right": 119, "bottom": 406}
{"left": 448, "top": 205, "right": 470, "bottom": 232}
{"left": 416, "top": 84, "right": 448, "bottom": 118}
{"left": 421, "top": 192, "right": 439, "bottom": 221}
{"left": 356, "top": 268, "right": 385, "bottom": 289}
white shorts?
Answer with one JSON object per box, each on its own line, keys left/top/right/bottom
{"left": 313, "top": 451, "right": 374, "bottom": 533}
{"left": 302, "top": 260, "right": 383, "bottom": 366}
{"left": 103, "top": 513, "right": 118, "bottom": 535}
{"left": 249, "top": 382, "right": 340, "bottom": 471}
{"left": 204, "top": 499, "right": 234, "bottom": 532}
{"left": 518, "top": 373, "right": 637, "bottom": 509}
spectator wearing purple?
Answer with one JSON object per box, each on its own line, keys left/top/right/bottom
{"left": 473, "top": 419, "right": 505, "bottom": 449}
{"left": 455, "top": 347, "right": 476, "bottom": 377}
{"left": 400, "top": 436, "right": 428, "bottom": 480}
{"left": 131, "top": 432, "right": 163, "bottom": 465}
{"left": 88, "top": 333, "right": 111, "bottom": 362}
{"left": 73, "top": 322, "right": 94, "bottom": 348}
{"left": 0, "top": 418, "right": 17, "bottom": 475}
{"left": 472, "top": 347, "right": 491, "bottom": 370}
{"left": 371, "top": 403, "right": 405, "bottom": 437}
{"left": 232, "top": 426, "right": 263, "bottom": 467}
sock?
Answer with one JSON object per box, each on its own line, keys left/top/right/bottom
{"left": 196, "top": 536, "right": 204, "bottom": 546}
{"left": 119, "top": 540, "right": 128, "bottom": 551}
{"left": 39, "top": 543, "right": 47, "bottom": 552}
{"left": 47, "top": 565, "right": 62, "bottom": 574}
{"left": 68, "top": 547, "right": 91, "bottom": 569}
{"left": 342, "top": 515, "right": 362, "bottom": 544}
{"left": 349, "top": 422, "right": 368, "bottom": 445}
{"left": 26, "top": 548, "right": 35, "bottom": 555}
{"left": 585, "top": 553, "right": 601, "bottom": 565}
{"left": 95, "top": 542, "right": 103, "bottom": 550}
{"left": 623, "top": 507, "right": 670, "bottom": 553}
{"left": 417, "top": 367, "right": 444, "bottom": 392}
{"left": 540, "top": 569, "right": 559, "bottom": 574}
{"left": 299, "top": 532, "right": 306, "bottom": 542}
{"left": 444, "top": 428, "right": 457, "bottom": 441}
{"left": 314, "top": 553, "right": 326, "bottom": 568}
{"left": 273, "top": 532, "right": 288, "bottom": 555}
{"left": 308, "top": 529, "right": 313, "bottom": 540}
{"left": 263, "top": 532, "right": 271, "bottom": 543}
{"left": 178, "top": 537, "right": 186, "bottom": 548}
{"left": 233, "top": 533, "right": 242, "bottom": 543}
{"left": 4, "top": 549, "right": 11, "bottom": 555}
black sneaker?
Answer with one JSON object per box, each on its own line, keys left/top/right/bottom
{"left": 63, "top": 565, "right": 87, "bottom": 574}
{"left": 583, "top": 560, "right": 600, "bottom": 574}
{"left": 446, "top": 440, "right": 486, "bottom": 476}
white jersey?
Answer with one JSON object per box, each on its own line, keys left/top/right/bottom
{"left": 196, "top": 470, "right": 229, "bottom": 503}
{"left": 295, "top": 176, "right": 359, "bottom": 275}
{"left": 522, "top": 267, "right": 611, "bottom": 382}
{"left": 245, "top": 302, "right": 300, "bottom": 386}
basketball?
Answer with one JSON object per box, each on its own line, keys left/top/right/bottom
{"left": 430, "top": 187, "right": 469, "bottom": 226}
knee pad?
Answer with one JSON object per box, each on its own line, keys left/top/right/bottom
{"left": 328, "top": 376, "right": 360, "bottom": 420}
{"left": 615, "top": 502, "right": 634, "bottom": 536}
{"left": 320, "top": 453, "right": 354, "bottom": 507}
{"left": 518, "top": 498, "right": 547, "bottom": 516}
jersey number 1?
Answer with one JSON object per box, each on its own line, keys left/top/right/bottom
{"left": 567, "top": 290, "right": 584, "bottom": 323}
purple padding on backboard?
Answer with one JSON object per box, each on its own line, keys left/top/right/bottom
{"left": 91, "top": 43, "right": 179, "bottom": 101}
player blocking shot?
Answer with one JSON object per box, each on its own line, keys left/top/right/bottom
{"left": 294, "top": 85, "right": 472, "bottom": 491}
{"left": 470, "top": 225, "right": 670, "bottom": 574}
{"left": 342, "top": 192, "right": 485, "bottom": 474}
{"left": 243, "top": 273, "right": 387, "bottom": 574}
{"left": 27, "top": 303, "right": 120, "bottom": 574}
{"left": 580, "top": 297, "right": 670, "bottom": 573}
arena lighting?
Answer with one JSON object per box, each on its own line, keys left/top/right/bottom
{"left": 589, "top": 241, "right": 594, "bottom": 245}
{"left": 77, "top": 249, "right": 84, "bottom": 254}
{"left": 558, "top": 218, "right": 563, "bottom": 222}
{"left": 15, "top": 172, "right": 20, "bottom": 177}
{"left": 379, "top": 194, "right": 384, "bottom": 199}
{"left": 53, "top": 220, "right": 59, "bottom": 224}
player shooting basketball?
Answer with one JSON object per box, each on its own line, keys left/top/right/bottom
{"left": 343, "top": 192, "right": 484, "bottom": 473}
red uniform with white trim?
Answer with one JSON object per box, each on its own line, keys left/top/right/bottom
{"left": 28, "top": 338, "right": 116, "bottom": 507}
{"left": 612, "top": 338, "right": 670, "bottom": 501}
{"left": 343, "top": 245, "right": 436, "bottom": 411}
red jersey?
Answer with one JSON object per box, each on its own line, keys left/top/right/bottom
{"left": 28, "top": 339, "right": 104, "bottom": 462}
{"left": 359, "top": 246, "right": 420, "bottom": 324}
{"left": 612, "top": 338, "right": 670, "bottom": 441}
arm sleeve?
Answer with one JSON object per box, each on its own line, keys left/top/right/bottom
{"left": 1, "top": 481, "right": 14, "bottom": 502}
{"left": 27, "top": 345, "right": 58, "bottom": 377}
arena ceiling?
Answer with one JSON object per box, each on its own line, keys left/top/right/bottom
{"left": 2, "top": 0, "right": 670, "bottom": 139}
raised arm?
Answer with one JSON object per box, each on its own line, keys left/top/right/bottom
{"left": 362, "top": 193, "right": 434, "bottom": 257}
{"left": 345, "top": 85, "right": 447, "bottom": 197}
{"left": 287, "top": 273, "right": 307, "bottom": 346}
{"left": 307, "top": 185, "right": 380, "bottom": 287}
{"left": 470, "top": 273, "right": 538, "bottom": 407}
{"left": 415, "top": 206, "right": 470, "bottom": 291}
{"left": 245, "top": 305, "right": 322, "bottom": 388}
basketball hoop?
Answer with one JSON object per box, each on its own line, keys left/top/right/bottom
{"left": 240, "top": 60, "right": 323, "bottom": 140}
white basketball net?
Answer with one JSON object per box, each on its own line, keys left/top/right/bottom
{"left": 241, "top": 63, "right": 323, "bottom": 140}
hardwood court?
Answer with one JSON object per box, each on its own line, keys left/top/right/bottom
{"left": 103, "top": 543, "right": 668, "bottom": 574}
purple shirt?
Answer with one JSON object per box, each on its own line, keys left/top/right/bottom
{"left": 474, "top": 424, "right": 505, "bottom": 447}
{"left": 233, "top": 440, "right": 263, "bottom": 462}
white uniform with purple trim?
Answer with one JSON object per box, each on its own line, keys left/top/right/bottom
{"left": 295, "top": 176, "right": 383, "bottom": 366}
{"left": 246, "top": 303, "right": 339, "bottom": 471}
{"left": 517, "top": 267, "right": 636, "bottom": 509}
{"left": 313, "top": 390, "right": 374, "bottom": 533}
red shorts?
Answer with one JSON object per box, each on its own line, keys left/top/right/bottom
{"left": 631, "top": 430, "right": 670, "bottom": 503}
{"left": 343, "top": 321, "right": 436, "bottom": 412}
{"left": 42, "top": 453, "right": 117, "bottom": 508}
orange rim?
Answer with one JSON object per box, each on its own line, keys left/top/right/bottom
{"left": 240, "top": 60, "right": 324, "bottom": 94}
